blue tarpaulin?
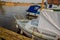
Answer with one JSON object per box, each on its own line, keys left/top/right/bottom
{"left": 27, "top": 5, "right": 41, "bottom": 14}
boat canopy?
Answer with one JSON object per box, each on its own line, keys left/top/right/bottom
{"left": 38, "top": 9, "right": 60, "bottom": 35}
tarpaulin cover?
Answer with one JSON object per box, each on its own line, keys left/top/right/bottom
{"left": 27, "top": 5, "right": 40, "bottom": 14}
{"left": 38, "top": 9, "right": 60, "bottom": 35}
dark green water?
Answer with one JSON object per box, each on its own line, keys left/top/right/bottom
{"left": 0, "top": 15, "right": 19, "bottom": 32}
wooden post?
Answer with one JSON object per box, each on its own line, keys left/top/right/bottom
{"left": 41, "top": 0, "right": 44, "bottom": 10}
{"left": 0, "top": 27, "right": 31, "bottom": 40}
{"left": 0, "top": 1, "right": 5, "bottom": 15}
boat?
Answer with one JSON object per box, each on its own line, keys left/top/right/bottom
{"left": 14, "top": 9, "right": 60, "bottom": 40}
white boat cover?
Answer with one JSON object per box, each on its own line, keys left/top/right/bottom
{"left": 38, "top": 9, "right": 60, "bottom": 35}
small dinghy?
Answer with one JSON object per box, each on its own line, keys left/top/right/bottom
{"left": 14, "top": 9, "right": 60, "bottom": 40}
